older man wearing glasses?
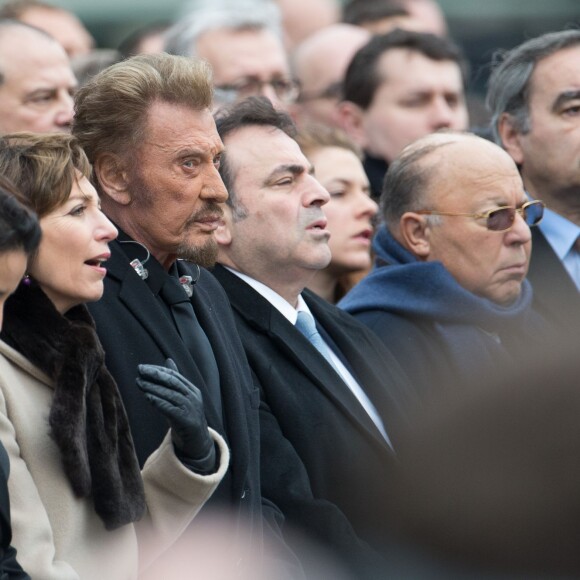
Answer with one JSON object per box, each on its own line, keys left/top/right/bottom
{"left": 487, "top": 29, "right": 580, "bottom": 334}
{"left": 164, "top": 2, "right": 298, "bottom": 112}
{"left": 340, "top": 131, "right": 547, "bottom": 396}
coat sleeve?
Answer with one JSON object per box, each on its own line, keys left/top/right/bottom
{"left": 0, "top": 387, "right": 80, "bottom": 580}
{"left": 0, "top": 441, "right": 30, "bottom": 579}
{"left": 136, "top": 427, "right": 229, "bottom": 572}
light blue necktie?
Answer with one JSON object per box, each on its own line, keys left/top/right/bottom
{"left": 295, "top": 311, "right": 340, "bottom": 373}
{"left": 296, "top": 312, "right": 394, "bottom": 449}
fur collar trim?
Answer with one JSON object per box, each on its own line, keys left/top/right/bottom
{"left": 1, "top": 282, "right": 145, "bottom": 530}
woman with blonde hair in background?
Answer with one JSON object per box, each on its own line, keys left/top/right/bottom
{"left": 0, "top": 132, "right": 228, "bottom": 579}
{"left": 296, "top": 125, "right": 378, "bottom": 303}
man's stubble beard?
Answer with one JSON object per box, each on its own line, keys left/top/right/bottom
{"left": 176, "top": 235, "right": 219, "bottom": 268}
{"left": 177, "top": 200, "right": 224, "bottom": 267}
{"left": 130, "top": 168, "right": 222, "bottom": 269}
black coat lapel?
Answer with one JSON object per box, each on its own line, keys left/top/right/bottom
{"left": 180, "top": 263, "right": 252, "bottom": 487}
{"left": 269, "top": 311, "right": 390, "bottom": 450}
{"left": 305, "top": 289, "right": 412, "bottom": 439}
{"left": 213, "top": 265, "right": 391, "bottom": 452}
{"left": 529, "top": 228, "right": 578, "bottom": 297}
{"left": 106, "top": 242, "right": 222, "bottom": 428}
{"left": 528, "top": 228, "right": 580, "bottom": 331}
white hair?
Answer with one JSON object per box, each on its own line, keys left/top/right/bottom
{"left": 164, "top": 0, "right": 282, "bottom": 57}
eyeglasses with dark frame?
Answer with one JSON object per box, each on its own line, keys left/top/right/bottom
{"left": 214, "top": 78, "right": 300, "bottom": 105}
{"left": 296, "top": 80, "right": 343, "bottom": 103}
{"left": 416, "top": 200, "right": 545, "bottom": 232}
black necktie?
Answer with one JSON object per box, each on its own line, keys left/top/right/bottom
{"left": 159, "top": 274, "right": 222, "bottom": 419}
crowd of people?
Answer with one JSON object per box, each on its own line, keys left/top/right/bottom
{"left": 0, "top": 0, "right": 578, "bottom": 578}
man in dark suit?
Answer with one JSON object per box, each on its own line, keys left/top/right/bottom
{"left": 487, "top": 29, "right": 580, "bottom": 332}
{"left": 71, "top": 53, "right": 303, "bottom": 574}
{"left": 211, "top": 96, "right": 413, "bottom": 550}
{"left": 73, "top": 54, "right": 383, "bottom": 578}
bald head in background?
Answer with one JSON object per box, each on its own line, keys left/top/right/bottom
{"left": 0, "top": 20, "right": 77, "bottom": 134}
{"left": 404, "top": 0, "right": 447, "bottom": 36}
{"left": 291, "top": 23, "right": 370, "bottom": 128}
{"left": 275, "top": 0, "right": 339, "bottom": 49}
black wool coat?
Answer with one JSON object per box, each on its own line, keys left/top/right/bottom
{"left": 211, "top": 264, "right": 414, "bottom": 550}
{"left": 527, "top": 228, "right": 580, "bottom": 335}
{"left": 88, "top": 240, "right": 283, "bottom": 552}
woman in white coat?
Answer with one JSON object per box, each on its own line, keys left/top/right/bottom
{"left": 0, "top": 133, "right": 229, "bottom": 579}
{"left": 0, "top": 179, "right": 41, "bottom": 579}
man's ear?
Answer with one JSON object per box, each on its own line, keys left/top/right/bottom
{"left": 214, "top": 205, "right": 233, "bottom": 247}
{"left": 399, "top": 212, "right": 431, "bottom": 259}
{"left": 93, "top": 153, "right": 132, "bottom": 205}
{"left": 497, "top": 113, "right": 525, "bottom": 165}
{"left": 337, "top": 101, "right": 368, "bottom": 147}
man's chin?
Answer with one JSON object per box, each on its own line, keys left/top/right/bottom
{"left": 493, "top": 285, "right": 523, "bottom": 307}
{"left": 177, "top": 237, "right": 218, "bottom": 268}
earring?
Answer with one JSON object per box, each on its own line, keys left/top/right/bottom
{"left": 22, "top": 275, "right": 31, "bottom": 286}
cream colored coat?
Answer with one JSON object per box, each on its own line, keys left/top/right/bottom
{"left": 0, "top": 339, "right": 229, "bottom": 580}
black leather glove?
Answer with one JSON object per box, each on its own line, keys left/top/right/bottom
{"left": 136, "top": 359, "right": 217, "bottom": 474}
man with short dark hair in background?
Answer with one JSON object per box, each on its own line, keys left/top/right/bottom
{"left": 339, "top": 28, "right": 468, "bottom": 199}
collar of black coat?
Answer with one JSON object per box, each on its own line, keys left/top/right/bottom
{"left": 363, "top": 151, "right": 389, "bottom": 201}
{"left": 114, "top": 228, "right": 171, "bottom": 296}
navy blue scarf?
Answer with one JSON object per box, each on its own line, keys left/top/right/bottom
{"left": 341, "top": 225, "right": 534, "bottom": 333}
{"left": 340, "top": 226, "right": 537, "bottom": 382}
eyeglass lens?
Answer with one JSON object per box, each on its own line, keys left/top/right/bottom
{"left": 523, "top": 201, "right": 544, "bottom": 226}
{"left": 487, "top": 208, "right": 516, "bottom": 231}
{"left": 487, "top": 202, "right": 543, "bottom": 231}
{"left": 241, "top": 79, "right": 296, "bottom": 100}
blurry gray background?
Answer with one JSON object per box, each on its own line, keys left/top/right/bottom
{"left": 4, "top": 0, "right": 578, "bottom": 97}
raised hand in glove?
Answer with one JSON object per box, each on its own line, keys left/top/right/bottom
{"left": 136, "top": 358, "right": 217, "bottom": 474}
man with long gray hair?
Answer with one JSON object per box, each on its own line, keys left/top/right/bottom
{"left": 487, "top": 29, "right": 580, "bottom": 331}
